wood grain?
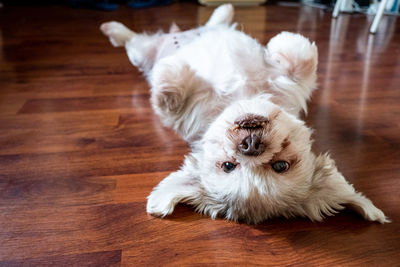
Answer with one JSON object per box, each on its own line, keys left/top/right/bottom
{"left": 0, "top": 2, "right": 399, "bottom": 266}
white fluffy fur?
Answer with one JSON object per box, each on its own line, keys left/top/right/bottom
{"left": 101, "top": 4, "right": 389, "bottom": 224}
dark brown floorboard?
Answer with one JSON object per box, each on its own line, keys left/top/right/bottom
{"left": 0, "top": 2, "right": 399, "bottom": 266}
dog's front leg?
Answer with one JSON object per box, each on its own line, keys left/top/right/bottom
{"left": 150, "top": 58, "right": 193, "bottom": 118}
{"left": 264, "top": 32, "right": 318, "bottom": 115}
{"left": 146, "top": 168, "right": 201, "bottom": 217}
{"left": 150, "top": 57, "right": 215, "bottom": 141}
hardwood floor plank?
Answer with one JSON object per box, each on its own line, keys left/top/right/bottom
{"left": 0, "top": 111, "right": 120, "bottom": 131}
{"left": 0, "top": 250, "right": 122, "bottom": 266}
{"left": 0, "top": 118, "right": 184, "bottom": 155}
{"left": 0, "top": 172, "right": 170, "bottom": 209}
{"left": 1, "top": 75, "right": 146, "bottom": 99}
{"left": 0, "top": 147, "right": 187, "bottom": 181}
{"left": 18, "top": 95, "right": 149, "bottom": 114}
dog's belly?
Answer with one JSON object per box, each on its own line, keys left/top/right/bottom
{"left": 156, "top": 26, "right": 270, "bottom": 97}
{"left": 156, "top": 28, "right": 205, "bottom": 61}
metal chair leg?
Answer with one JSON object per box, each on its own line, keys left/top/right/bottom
{"left": 333, "top": 0, "right": 344, "bottom": 18}
{"left": 370, "top": 0, "right": 389, "bottom": 34}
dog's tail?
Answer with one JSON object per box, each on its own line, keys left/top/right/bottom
{"left": 205, "top": 4, "right": 234, "bottom": 27}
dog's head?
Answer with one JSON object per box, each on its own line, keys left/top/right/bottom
{"left": 202, "top": 94, "right": 312, "bottom": 178}
{"left": 194, "top": 94, "right": 315, "bottom": 222}
{"left": 160, "top": 94, "right": 388, "bottom": 223}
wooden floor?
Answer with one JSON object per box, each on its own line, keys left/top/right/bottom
{"left": 0, "top": 2, "right": 400, "bottom": 266}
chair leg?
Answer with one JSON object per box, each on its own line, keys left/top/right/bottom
{"left": 333, "top": 0, "right": 343, "bottom": 18}
{"left": 370, "top": 0, "right": 389, "bottom": 34}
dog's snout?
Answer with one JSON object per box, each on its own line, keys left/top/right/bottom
{"left": 238, "top": 133, "right": 265, "bottom": 156}
{"left": 234, "top": 114, "right": 268, "bottom": 130}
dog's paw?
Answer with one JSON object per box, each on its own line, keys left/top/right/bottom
{"left": 100, "top": 21, "right": 134, "bottom": 47}
{"left": 146, "top": 189, "right": 177, "bottom": 217}
{"left": 265, "top": 32, "right": 317, "bottom": 83}
{"left": 266, "top": 32, "right": 317, "bottom": 64}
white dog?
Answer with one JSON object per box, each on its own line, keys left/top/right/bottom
{"left": 100, "top": 4, "right": 389, "bottom": 223}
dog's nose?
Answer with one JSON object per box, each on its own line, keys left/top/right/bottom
{"left": 238, "top": 133, "right": 265, "bottom": 156}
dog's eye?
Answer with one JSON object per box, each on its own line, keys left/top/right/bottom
{"left": 222, "top": 162, "right": 236, "bottom": 173}
{"left": 271, "top": 161, "right": 290, "bottom": 173}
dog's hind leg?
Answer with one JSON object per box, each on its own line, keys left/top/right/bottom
{"left": 101, "top": 21, "right": 163, "bottom": 74}
{"left": 205, "top": 4, "right": 234, "bottom": 27}
{"left": 100, "top": 5, "right": 234, "bottom": 74}
{"left": 100, "top": 21, "right": 134, "bottom": 47}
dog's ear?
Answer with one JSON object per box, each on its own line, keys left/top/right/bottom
{"left": 146, "top": 155, "right": 202, "bottom": 217}
{"left": 304, "top": 153, "right": 390, "bottom": 223}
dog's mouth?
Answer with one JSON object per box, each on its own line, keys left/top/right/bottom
{"left": 233, "top": 114, "right": 268, "bottom": 130}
